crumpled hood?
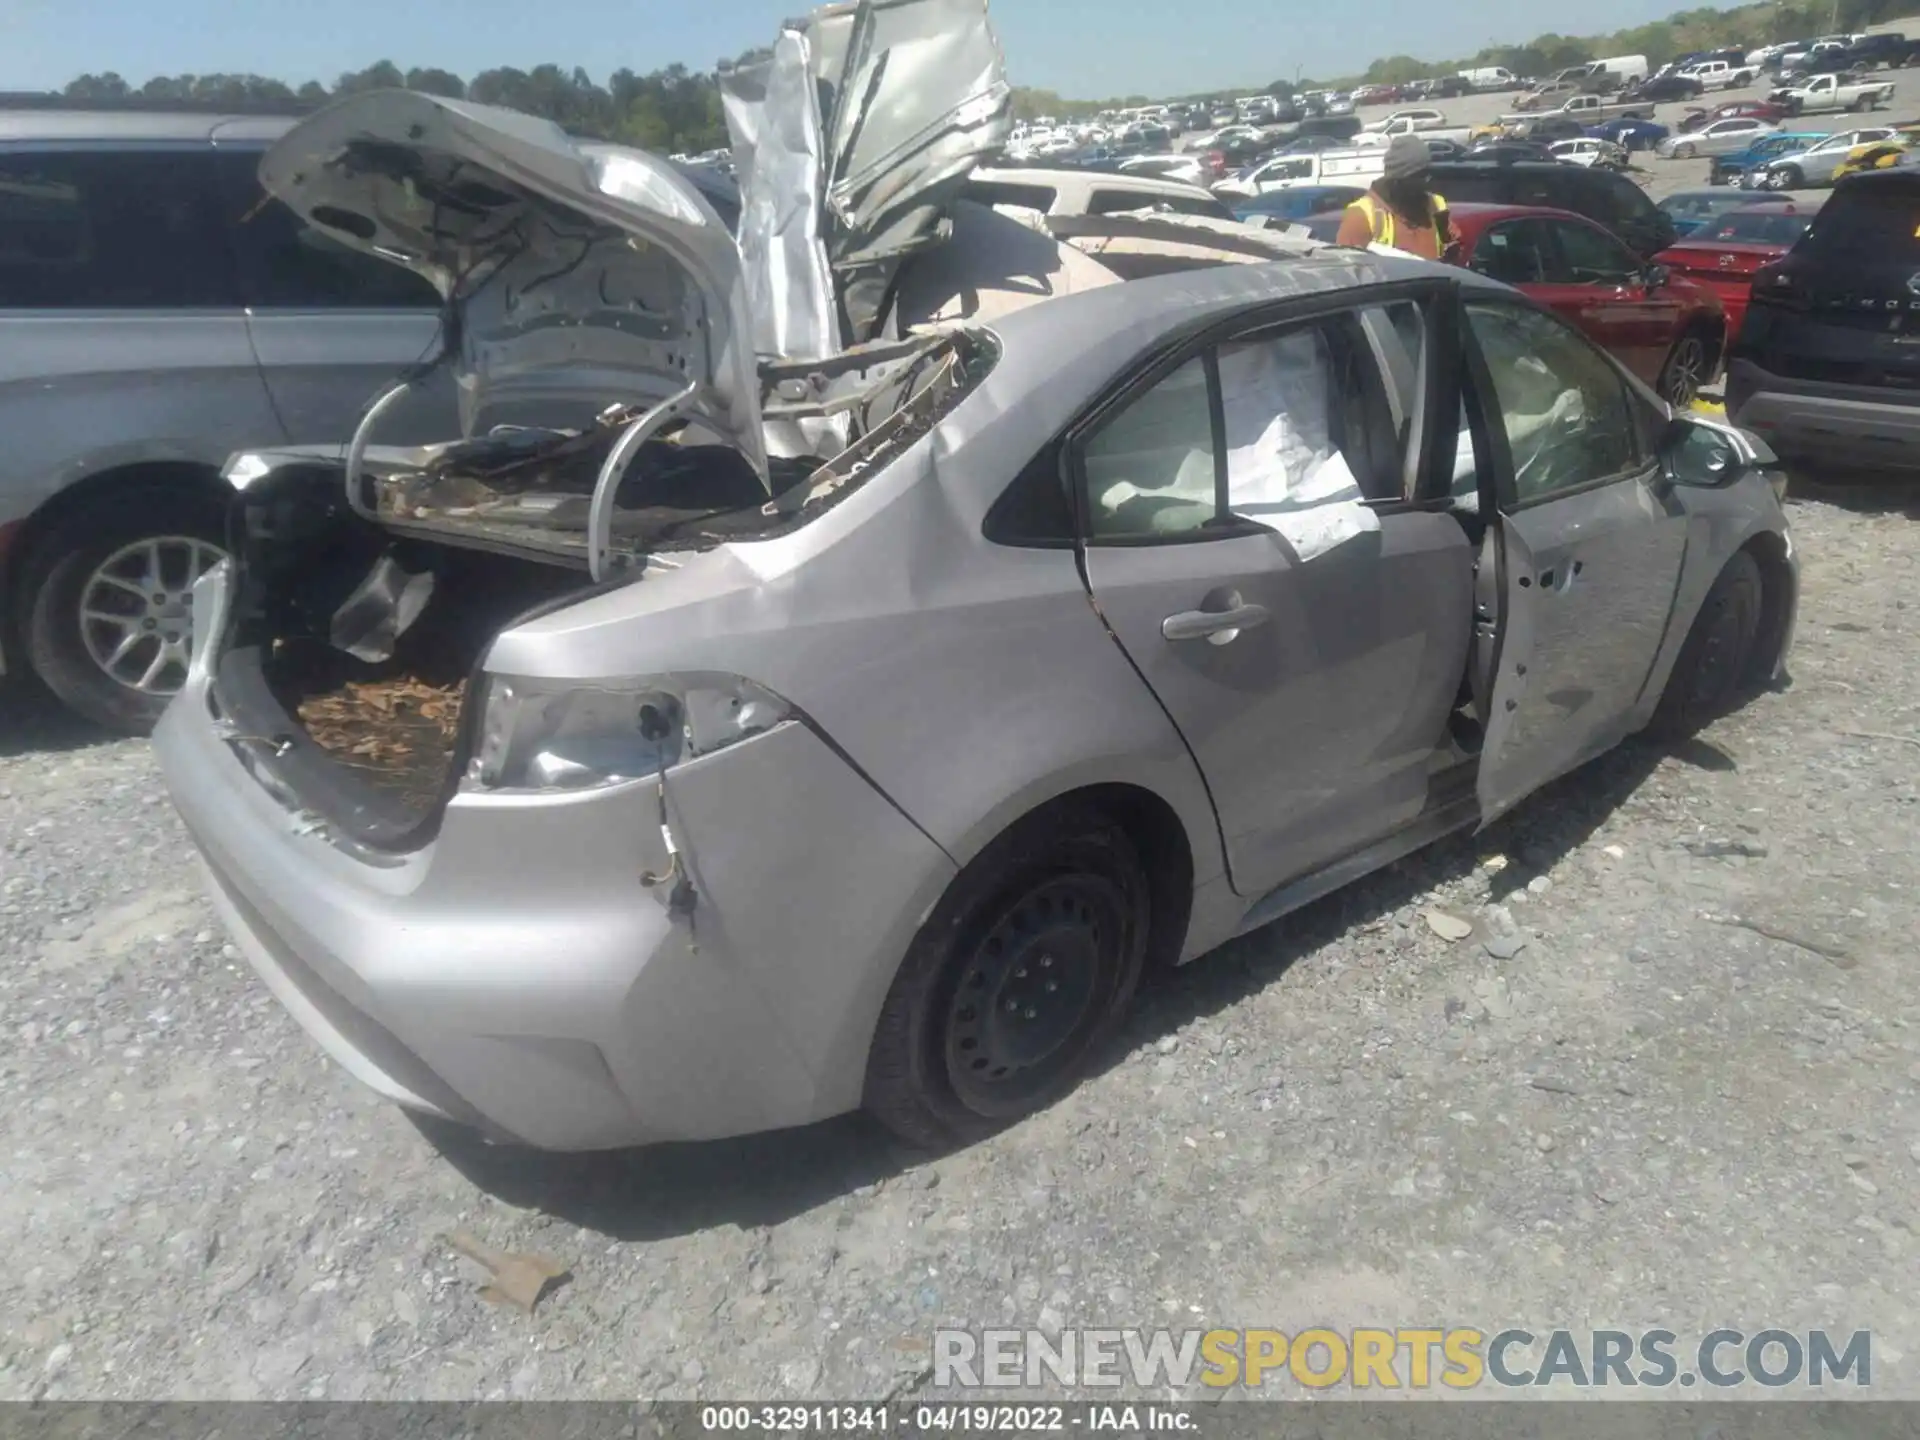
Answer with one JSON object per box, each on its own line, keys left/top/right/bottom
{"left": 258, "top": 90, "right": 768, "bottom": 483}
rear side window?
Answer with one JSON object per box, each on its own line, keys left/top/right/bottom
{"left": 211, "top": 150, "right": 440, "bottom": 309}
{"left": 0, "top": 148, "right": 238, "bottom": 309}
{"left": 1804, "top": 184, "right": 1920, "bottom": 262}
{"left": 1597, "top": 173, "right": 1657, "bottom": 225}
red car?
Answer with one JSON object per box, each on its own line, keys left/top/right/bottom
{"left": 1653, "top": 201, "right": 1816, "bottom": 345}
{"left": 1447, "top": 203, "right": 1727, "bottom": 405}
{"left": 1679, "top": 99, "right": 1787, "bottom": 133}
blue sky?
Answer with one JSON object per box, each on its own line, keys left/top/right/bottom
{"left": 3, "top": 0, "right": 1734, "bottom": 99}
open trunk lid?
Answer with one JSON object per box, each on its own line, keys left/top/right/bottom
{"left": 258, "top": 90, "right": 768, "bottom": 484}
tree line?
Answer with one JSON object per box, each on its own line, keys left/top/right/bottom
{"left": 58, "top": 57, "right": 755, "bottom": 155}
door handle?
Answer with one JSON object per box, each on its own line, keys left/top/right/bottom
{"left": 1162, "top": 603, "right": 1271, "bottom": 643}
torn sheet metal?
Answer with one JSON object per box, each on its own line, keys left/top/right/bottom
{"left": 720, "top": 29, "right": 839, "bottom": 363}
{"left": 258, "top": 91, "right": 769, "bottom": 490}
{"left": 724, "top": 0, "right": 1013, "bottom": 355}
{"left": 329, "top": 555, "right": 435, "bottom": 663}
{"left": 818, "top": 0, "right": 1013, "bottom": 342}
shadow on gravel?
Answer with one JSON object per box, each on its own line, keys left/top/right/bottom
{"left": 420, "top": 735, "right": 1737, "bottom": 1242}
{"left": 1112, "top": 730, "right": 1735, "bottom": 1077}
{"left": 0, "top": 680, "right": 119, "bottom": 758}
{"left": 415, "top": 1109, "right": 912, "bottom": 1243}
{"left": 1788, "top": 470, "right": 1920, "bottom": 518}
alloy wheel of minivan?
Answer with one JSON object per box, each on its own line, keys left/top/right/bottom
{"left": 23, "top": 488, "right": 229, "bottom": 735}
{"left": 1660, "top": 334, "right": 1709, "bottom": 407}
{"left": 77, "top": 536, "right": 226, "bottom": 698}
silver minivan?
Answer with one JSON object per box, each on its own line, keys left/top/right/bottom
{"left": 0, "top": 105, "right": 455, "bottom": 731}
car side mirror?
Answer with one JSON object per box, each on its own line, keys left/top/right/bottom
{"left": 1642, "top": 263, "right": 1671, "bottom": 290}
{"left": 1661, "top": 415, "right": 1752, "bottom": 487}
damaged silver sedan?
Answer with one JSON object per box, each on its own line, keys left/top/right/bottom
{"left": 157, "top": 13, "right": 1798, "bottom": 1152}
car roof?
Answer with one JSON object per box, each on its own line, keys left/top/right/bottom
{"left": 0, "top": 107, "right": 297, "bottom": 143}
{"left": 987, "top": 245, "right": 1510, "bottom": 387}
{"left": 974, "top": 166, "right": 1213, "bottom": 197}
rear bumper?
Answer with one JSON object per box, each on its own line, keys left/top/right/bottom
{"left": 154, "top": 593, "right": 958, "bottom": 1150}
{"left": 1727, "top": 358, "right": 1920, "bottom": 470}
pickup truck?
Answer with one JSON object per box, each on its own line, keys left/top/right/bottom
{"left": 1361, "top": 114, "right": 1476, "bottom": 146}
{"left": 1767, "top": 72, "right": 1895, "bottom": 116}
{"left": 1361, "top": 108, "right": 1449, "bottom": 134}
{"left": 1499, "top": 92, "right": 1650, "bottom": 131}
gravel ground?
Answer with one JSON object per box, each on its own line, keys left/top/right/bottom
{"left": 3, "top": 475, "right": 1917, "bottom": 1403}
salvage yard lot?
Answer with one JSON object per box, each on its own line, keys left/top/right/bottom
{"left": 3, "top": 476, "right": 1918, "bottom": 1400}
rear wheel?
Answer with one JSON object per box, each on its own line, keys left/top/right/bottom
{"left": 1650, "top": 550, "right": 1764, "bottom": 736}
{"left": 864, "top": 803, "right": 1151, "bottom": 1150}
{"left": 1658, "top": 330, "right": 1711, "bottom": 407}
{"left": 22, "top": 489, "right": 229, "bottom": 734}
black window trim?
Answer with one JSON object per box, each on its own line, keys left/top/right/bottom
{"left": 1065, "top": 278, "right": 1459, "bottom": 547}
{"left": 1461, "top": 294, "right": 1661, "bottom": 514}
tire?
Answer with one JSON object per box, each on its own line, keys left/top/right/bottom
{"left": 1650, "top": 550, "right": 1764, "bottom": 736}
{"left": 22, "top": 487, "right": 230, "bottom": 734}
{"left": 1676, "top": 141, "right": 1698, "bottom": 159}
{"left": 864, "top": 802, "right": 1152, "bottom": 1150}
{"left": 1658, "top": 328, "right": 1711, "bottom": 407}
{"left": 1768, "top": 164, "right": 1801, "bottom": 190}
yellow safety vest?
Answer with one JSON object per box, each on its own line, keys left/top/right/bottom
{"left": 1352, "top": 191, "right": 1450, "bottom": 252}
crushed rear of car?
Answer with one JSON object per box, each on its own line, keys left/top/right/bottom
{"left": 155, "top": 0, "right": 1337, "bottom": 1150}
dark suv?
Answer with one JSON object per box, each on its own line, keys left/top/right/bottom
{"left": 1728, "top": 169, "right": 1920, "bottom": 470}
{"left": 1428, "top": 160, "right": 1679, "bottom": 256}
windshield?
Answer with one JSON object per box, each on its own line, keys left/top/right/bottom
{"left": 1706, "top": 210, "right": 1813, "bottom": 244}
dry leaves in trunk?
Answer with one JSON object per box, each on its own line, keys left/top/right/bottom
{"left": 447, "top": 1230, "right": 571, "bottom": 1314}
{"left": 294, "top": 675, "right": 465, "bottom": 774}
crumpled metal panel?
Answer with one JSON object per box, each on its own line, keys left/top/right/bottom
{"left": 719, "top": 30, "right": 839, "bottom": 363}
{"left": 725, "top": 0, "right": 1012, "bottom": 354}
{"left": 820, "top": 0, "right": 1013, "bottom": 341}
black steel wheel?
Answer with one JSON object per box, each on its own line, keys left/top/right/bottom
{"left": 865, "top": 803, "right": 1151, "bottom": 1149}
{"left": 1650, "top": 550, "right": 1764, "bottom": 736}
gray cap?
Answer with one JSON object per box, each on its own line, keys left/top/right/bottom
{"left": 1382, "top": 133, "right": 1431, "bottom": 181}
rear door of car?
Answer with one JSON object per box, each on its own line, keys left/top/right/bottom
{"left": 1464, "top": 299, "right": 1688, "bottom": 824}
{"left": 1072, "top": 283, "right": 1475, "bottom": 900}
{"left": 208, "top": 145, "right": 456, "bottom": 446}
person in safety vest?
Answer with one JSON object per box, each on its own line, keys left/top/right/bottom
{"left": 1336, "top": 133, "right": 1458, "bottom": 261}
